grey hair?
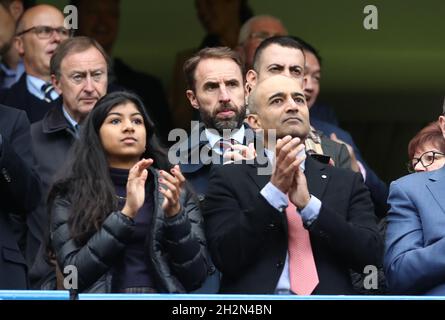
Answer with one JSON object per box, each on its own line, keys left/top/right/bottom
{"left": 238, "top": 15, "right": 286, "bottom": 45}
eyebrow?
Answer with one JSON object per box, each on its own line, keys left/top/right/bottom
{"left": 70, "top": 68, "right": 106, "bottom": 75}
{"left": 268, "top": 92, "right": 285, "bottom": 102}
{"left": 268, "top": 92, "right": 305, "bottom": 102}
{"left": 106, "top": 112, "right": 143, "bottom": 117}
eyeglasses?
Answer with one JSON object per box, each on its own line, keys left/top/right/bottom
{"left": 16, "top": 26, "right": 72, "bottom": 39}
{"left": 407, "top": 150, "right": 445, "bottom": 173}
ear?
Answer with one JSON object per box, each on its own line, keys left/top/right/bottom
{"left": 246, "top": 113, "right": 261, "bottom": 130}
{"left": 14, "top": 36, "right": 24, "bottom": 56}
{"left": 186, "top": 90, "right": 199, "bottom": 110}
{"left": 9, "top": 0, "right": 24, "bottom": 21}
{"left": 439, "top": 115, "right": 445, "bottom": 139}
{"left": 246, "top": 69, "right": 258, "bottom": 89}
{"left": 51, "top": 74, "right": 62, "bottom": 95}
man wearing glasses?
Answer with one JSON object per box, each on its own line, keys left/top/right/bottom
{"left": 236, "top": 15, "right": 288, "bottom": 71}
{"left": 384, "top": 108, "right": 445, "bottom": 295}
{"left": 0, "top": 4, "right": 70, "bottom": 123}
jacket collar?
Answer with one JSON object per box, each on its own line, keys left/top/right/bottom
{"left": 41, "top": 104, "right": 75, "bottom": 135}
{"left": 426, "top": 166, "right": 445, "bottom": 213}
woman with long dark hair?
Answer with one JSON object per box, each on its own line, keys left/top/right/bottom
{"left": 49, "top": 91, "right": 208, "bottom": 293}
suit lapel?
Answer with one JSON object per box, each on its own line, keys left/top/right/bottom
{"left": 305, "top": 157, "right": 329, "bottom": 200}
{"left": 426, "top": 167, "right": 445, "bottom": 214}
{"left": 246, "top": 161, "right": 271, "bottom": 190}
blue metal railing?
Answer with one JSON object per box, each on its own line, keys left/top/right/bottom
{"left": 0, "top": 291, "right": 444, "bottom": 300}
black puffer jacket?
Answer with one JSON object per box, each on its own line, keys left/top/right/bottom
{"left": 50, "top": 168, "right": 209, "bottom": 293}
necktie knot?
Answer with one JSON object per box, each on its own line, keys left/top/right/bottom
{"left": 41, "top": 83, "right": 54, "bottom": 103}
{"left": 218, "top": 138, "right": 236, "bottom": 154}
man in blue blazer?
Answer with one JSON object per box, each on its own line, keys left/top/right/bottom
{"left": 384, "top": 164, "right": 445, "bottom": 295}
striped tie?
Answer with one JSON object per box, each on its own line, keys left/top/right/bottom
{"left": 41, "top": 83, "right": 54, "bottom": 103}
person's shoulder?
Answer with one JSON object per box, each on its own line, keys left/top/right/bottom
{"left": 390, "top": 169, "right": 439, "bottom": 190}
{"left": 0, "top": 103, "right": 23, "bottom": 118}
{"left": 312, "top": 118, "right": 352, "bottom": 140}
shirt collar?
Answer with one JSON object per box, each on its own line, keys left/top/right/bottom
{"left": 26, "top": 74, "right": 59, "bottom": 101}
{"left": 205, "top": 125, "right": 245, "bottom": 149}
{"left": 265, "top": 147, "right": 306, "bottom": 172}
{"left": 62, "top": 106, "right": 79, "bottom": 130}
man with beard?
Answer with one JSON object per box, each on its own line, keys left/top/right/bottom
{"left": 173, "top": 46, "right": 253, "bottom": 293}
{"left": 179, "top": 46, "right": 253, "bottom": 197}
{"left": 28, "top": 37, "right": 108, "bottom": 288}
{"left": 0, "top": 4, "right": 70, "bottom": 122}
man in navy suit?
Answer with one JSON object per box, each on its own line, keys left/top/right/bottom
{"left": 203, "top": 75, "right": 382, "bottom": 294}
{"left": 0, "top": 4, "right": 69, "bottom": 122}
{"left": 0, "top": 104, "right": 41, "bottom": 289}
{"left": 384, "top": 111, "right": 445, "bottom": 295}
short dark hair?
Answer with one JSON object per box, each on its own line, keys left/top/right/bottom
{"left": 183, "top": 46, "right": 244, "bottom": 91}
{"left": 252, "top": 35, "right": 304, "bottom": 71}
{"left": 50, "top": 36, "right": 110, "bottom": 80}
{"left": 290, "top": 36, "right": 322, "bottom": 66}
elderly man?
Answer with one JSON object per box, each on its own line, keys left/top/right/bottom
{"left": 0, "top": 4, "right": 70, "bottom": 122}
{"left": 237, "top": 15, "right": 288, "bottom": 71}
{"left": 28, "top": 36, "right": 108, "bottom": 288}
{"left": 203, "top": 75, "right": 382, "bottom": 294}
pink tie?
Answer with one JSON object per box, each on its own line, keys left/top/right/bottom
{"left": 286, "top": 200, "right": 319, "bottom": 295}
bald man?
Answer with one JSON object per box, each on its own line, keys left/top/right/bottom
{"left": 0, "top": 4, "right": 70, "bottom": 122}
{"left": 203, "top": 75, "right": 382, "bottom": 294}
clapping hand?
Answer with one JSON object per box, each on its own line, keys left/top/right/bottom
{"left": 270, "top": 136, "right": 306, "bottom": 194}
{"left": 223, "top": 142, "right": 257, "bottom": 163}
{"left": 122, "top": 158, "right": 153, "bottom": 219}
{"left": 159, "top": 165, "right": 186, "bottom": 217}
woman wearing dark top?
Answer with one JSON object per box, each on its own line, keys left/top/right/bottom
{"left": 49, "top": 91, "right": 208, "bottom": 293}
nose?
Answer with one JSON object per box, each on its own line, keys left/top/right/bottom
{"left": 219, "top": 85, "right": 231, "bottom": 104}
{"left": 83, "top": 76, "right": 94, "bottom": 92}
{"left": 285, "top": 97, "right": 299, "bottom": 113}
{"left": 52, "top": 30, "right": 62, "bottom": 43}
{"left": 123, "top": 118, "right": 135, "bottom": 132}
{"left": 414, "top": 161, "right": 425, "bottom": 172}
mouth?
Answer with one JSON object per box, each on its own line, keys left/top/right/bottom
{"left": 80, "top": 97, "right": 98, "bottom": 104}
{"left": 283, "top": 117, "right": 302, "bottom": 124}
{"left": 121, "top": 137, "right": 138, "bottom": 144}
{"left": 216, "top": 109, "right": 236, "bottom": 118}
